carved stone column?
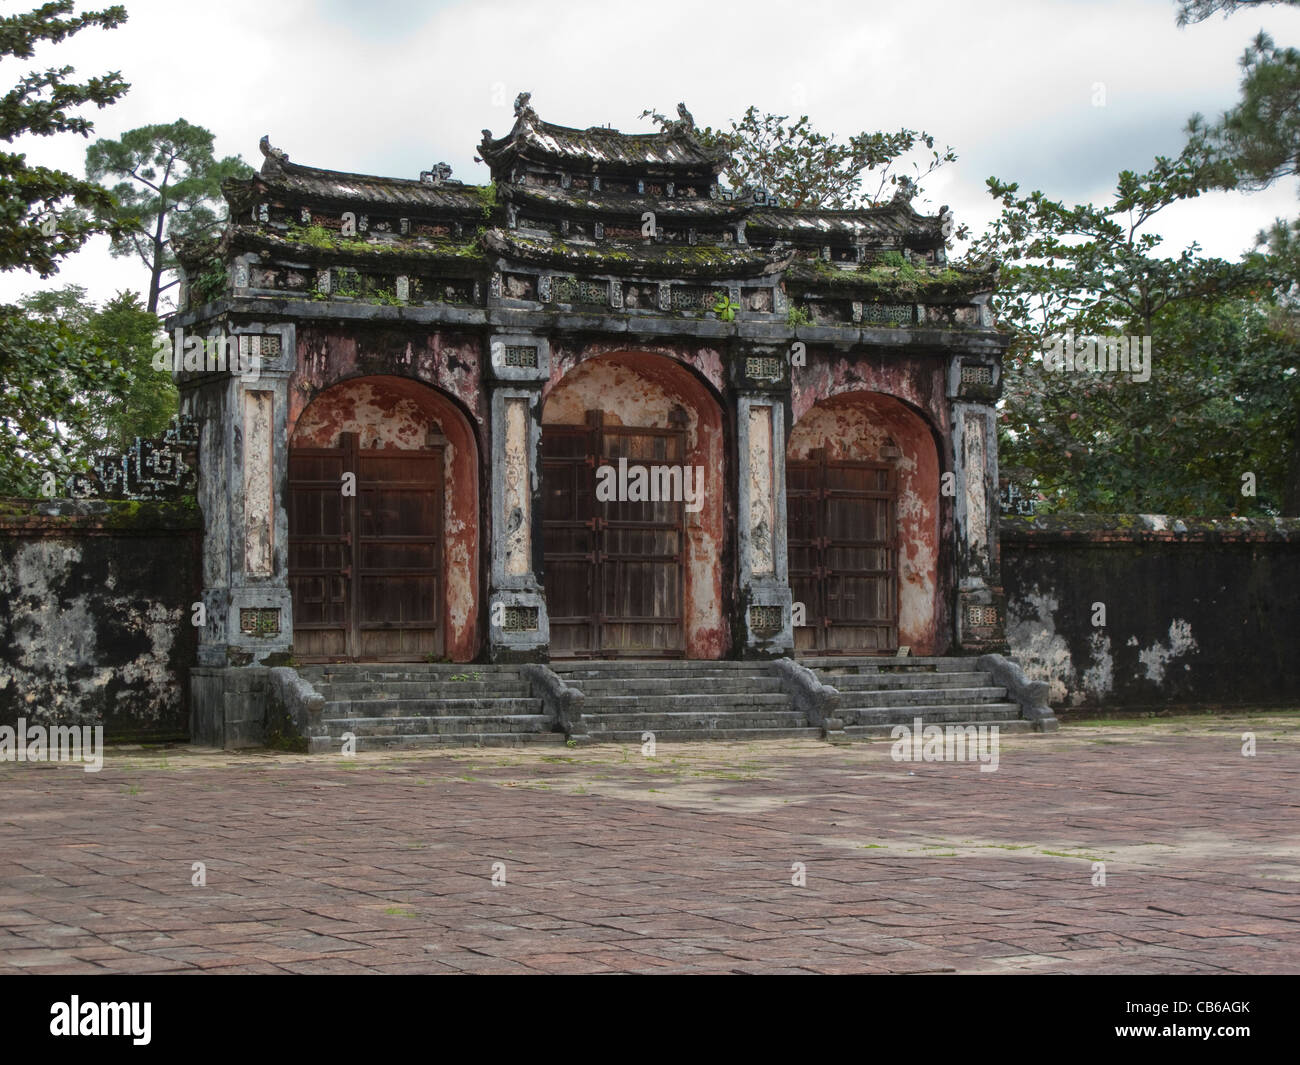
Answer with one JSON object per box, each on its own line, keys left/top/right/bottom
{"left": 181, "top": 321, "right": 295, "bottom": 668}
{"left": 486, "top": 332, "right": 551, "bottom": 661}
{"left": 732, "top": 346, "right": 793, "bottom": 656}
{"left": 948, "top": 355, "right": 1009, "bottom": 652}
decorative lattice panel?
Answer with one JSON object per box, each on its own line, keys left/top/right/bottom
{"left": 505, "top": 346, "right": 539, "bottom": 368}
{"left": 862, "top": 303, "right": 915, "bottom": 325}
{"left": 746, "top": 356, "right": 782, "bottom": 380}
{"left": 503, "top": 606, "right": 540, "bottom": 631}
{"left": 240, "top": 608, "right": 282, "bottom": 637}
{"left": 552, "top": 277, "right": 607, "bottom": 305}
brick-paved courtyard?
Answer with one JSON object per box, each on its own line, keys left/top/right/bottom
{"left": 1, "top": 715, "right": 1298, "bottom": 975}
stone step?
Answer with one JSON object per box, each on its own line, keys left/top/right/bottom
{"left": 835, "top": 686, "right": 1008, "bottom": 709}
{"left": 551, "top": 659, "right": 764, "bottom": 669}
{"left": 826, "top": 671, "right": 993, "bottom": 692}
{"left": 803, "top": 656, "right": 979, "bottom": 673}
{"left": 570, "top": 677, "right": 783, "bottom": 695}
{"left": 584, "top": 710, "right": 809, "bottom": 732}
{"left": 308, "top": 732, "right": 566, "bottom": 753}
{"left": 578, "top": 693, "right": 792, "bottom": 712}
{"left": 300, "top": 665, "right": 523, "bottom": 682}
{"left": 842, "top": 719, "right": 1035, "bottom": 739}
{"left": 837, "top": 703, "right": 1024, "bottom": 726}
{"left": 315, "top": 680, "right": 533, "bottom": 700}
{"left": 319, "top": 715, "right": 551, "bottom": 737}
{"left": 582, "top": 727, "right": 822, "bottom": 743}
{"left": 320, "top": 697, "right": 544, "bottom": 718}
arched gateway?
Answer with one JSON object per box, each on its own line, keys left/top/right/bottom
{"left": 286, "top": 375, "right": 480, "bottom": 662}
{"left": 172, "top": 93, "right": 1012, "bottom": 742}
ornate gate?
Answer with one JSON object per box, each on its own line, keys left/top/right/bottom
{"left": 788, "top": 452, "right": 898, "bottom": 654}
{"left": 542, "top": 416, "right": 686, "bottom": 657}
{"left": 288, "top": 432, "right": 444, "bottom": 661}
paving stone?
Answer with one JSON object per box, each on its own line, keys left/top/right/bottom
{"left": 0, "top": 722, "right": 1297, "bottom": 973}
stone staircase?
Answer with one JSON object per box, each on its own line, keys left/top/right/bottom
{"left": 290, "top": 654, "right": 1051, "bottom": 751}
{"left": 801, "top": 656, "right": 1035, "bottom": 738}
{"left": 550, "top": 660, "right": 821, "bottom": 742}
{"left": 296, "top": 663, "right": 565, "bottom": 753}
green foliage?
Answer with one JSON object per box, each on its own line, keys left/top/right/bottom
{"left": 1186, "top": 31, "right": 1300, "bottom": 196}
{"left": 188, "top": 256, "right": 226, "bottom": 305}
{"left": 1175, "top": 0, "right": 1299, "bottom": 27}
{"left": 640, "top": 105, "right": 960, "bottom": 217}
{"left": 785, "top": 305, "right": 812, "bottom": 328}
{"left": 0, "top": 286, "right": 176, "bottom": 494}
{"left": 0, "top": 1, "right": 130, "bottom": 277}
{"left": 712, "top": 293, "right": 739, "bottom": 321}
{"left": 967, "top": 148, "right": 1296, "bottom": 515}
{"left": 85, "top": 118, "right": 252, "bottom": 311}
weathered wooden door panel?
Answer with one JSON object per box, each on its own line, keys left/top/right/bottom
{"left": 542, "top": 427, "right": 598, "bottom": 656}
{"left": 789, "top": 455, "right": 898, "bottom": 654}
{"left": 288, "top": 446, "right": 351, "bottom": 661}
{"left": 542, "top": 422, "right": 685, "bottom": 657}
{"left": 289, "top": 434, "right": 443, "bottom": 662}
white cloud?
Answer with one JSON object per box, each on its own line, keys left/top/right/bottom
{"left": 3, "top": 0, "right": 1297, "bottom": 306}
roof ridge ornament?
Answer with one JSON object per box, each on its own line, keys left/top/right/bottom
{"left": 258, "top": 135, "right": 289, "bottom": 176}
{"left": 420, "top": 162, "right": 453, "bottom": 186}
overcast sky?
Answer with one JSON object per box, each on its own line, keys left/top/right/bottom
{"left": 4, "top": 0, "right": 1299, "bottom": 308}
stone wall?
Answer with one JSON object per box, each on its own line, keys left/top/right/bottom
{"left": 1002, "top": 515, "right": 1300, "bottom": 711}
{"left": 0, "top": 500, "right": 201, "bottom": 740}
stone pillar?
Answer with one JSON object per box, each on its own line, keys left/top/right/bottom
{"left": 182, "top": 321, "right": 295, "bottom": 668}
{"left": 176, "top": 320, "right": 294, "bottom": 747}
{"left": 732, "top": 346, "right": 793, "bottom": 656}
{"left": 948, "top": 355, "right": 1008, "bottom": 652}
{"left": 486, "top": 332, "right": 551, "bottom": 661}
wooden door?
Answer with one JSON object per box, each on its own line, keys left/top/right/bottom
{"left": 789, "top": 453, "right": 898, "bottom": 654}
{"left": 542, "top": 420, "right": 686, "bottom": 657}
{"left": 289, "top": 432, "right": 444, "bottom": 661}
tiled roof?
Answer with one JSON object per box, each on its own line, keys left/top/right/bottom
{"left": 246, "top": 155, "right": 486, "bottom": 213}
{"left": 480, "top": 117, "right": 727, "bottom": 173}
{"left": 748, "top": 204, "right": 944, "bottom": 242}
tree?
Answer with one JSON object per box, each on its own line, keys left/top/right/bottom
{"left": 84, "top": 290, "right": 177, "bottom": 452}
{"left": 0, "top": 1, "right": 129, "bottom": 277}
{"left": 0, "top": 288, "right": 128, "bottom": 495}
{"left": 85, "top": 119, "right": 251, "bottom": 313}
{"left": 1186, "top": 31, "right": 1300, "bottom": 195}
{"left": 965, "top": 150, "right": 1295, "bottom": 514}
{"left": 640, "top": 105, "right": 958, "bottom": 216}
{"left": 0, "top": 286, "right": 175, "bottom": 496}
{"left": 1175, "top": 0, "right": 1299, "bottom": 26}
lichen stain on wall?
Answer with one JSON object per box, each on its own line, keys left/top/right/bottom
{"left": 542, "top": 352, "right": 727, "bottom": 658}
{"left": 1, "top": 540, "right": 183, "bottom": 728}
{"left": 290, "top": 375, "right": 480, "bottom": 660}
{"left": 787, "top": 392, "right": 941, "bottom": 653}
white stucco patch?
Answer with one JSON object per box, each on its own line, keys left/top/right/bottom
{"left": 1007, "top": 587, "right": 1076, "bottom": 705}
{"left": 1138, "top": 619, "right": 1199, "bottom": 684}
{"left": 1081, "top": 629, "right": 1114, "bottom": 699}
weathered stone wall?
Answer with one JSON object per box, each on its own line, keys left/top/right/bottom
{"left": 1002, "top": 515, "right": 1300, "bottom": 710}
{"left": 0, "top": 500, "right": 201, "bottom": 739}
